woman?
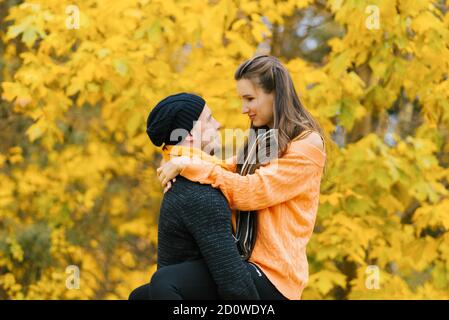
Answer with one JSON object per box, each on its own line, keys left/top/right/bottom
{"left": 156, "top": 55, "right": 327, "bottom": 300}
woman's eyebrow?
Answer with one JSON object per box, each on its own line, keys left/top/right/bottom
{"left": 242, "top": 94, "right": 253, "bottom": 98}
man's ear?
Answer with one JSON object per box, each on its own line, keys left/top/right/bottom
{"left": 184, "top": 133, "right": 194, "bottom": 141}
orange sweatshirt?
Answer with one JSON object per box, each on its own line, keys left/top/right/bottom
{"left": 180, "top": 133, "right": 326, "bottom": 300}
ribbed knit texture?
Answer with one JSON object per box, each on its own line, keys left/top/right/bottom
{"left": 180, "top": 137, "right": 326, "bottom": 300}
{"left": 157, "top": 176, "right": 260, "bottom": 300}
{"left": 146, "top": 92, "right": 205, "bottom": 146}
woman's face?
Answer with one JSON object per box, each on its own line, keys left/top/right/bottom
{"left": 237, "top": 79, "right": 274, "bottom": 128}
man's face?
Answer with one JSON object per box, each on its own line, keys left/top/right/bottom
{"left": 190, "top": 104, "right": 222, "bottom": 155}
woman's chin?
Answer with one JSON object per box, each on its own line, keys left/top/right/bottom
{"left": 252, "top": 120, "right": 268, "bottom": 128}
{"left": 251, "top": 119, "right": 261, "bottom": 127}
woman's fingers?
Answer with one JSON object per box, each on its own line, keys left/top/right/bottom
{"left": 158, "top": 172, "right": 165, "bottom": 184}
{"left": 164, "top": 179, "right": 176, "bottom": 193}
{"left": 164, "top": 181, "right": 172, "bottom": 193}
{"left": 157, "top": 162, "right": 179, "bottom": 189}
{"left": 162, "top": 174, "right": 171, "bottom": 188}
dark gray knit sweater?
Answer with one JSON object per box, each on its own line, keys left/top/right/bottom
{"left": 157, "top": 176, "right": 260, "bottom": 299}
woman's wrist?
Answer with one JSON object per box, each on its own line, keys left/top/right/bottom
{"left": 172, "top": 156, "right": 190, "bottom": 173}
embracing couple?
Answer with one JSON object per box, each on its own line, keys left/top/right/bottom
{"left": 129, "top": 55, "right": 327, "bottom": 300}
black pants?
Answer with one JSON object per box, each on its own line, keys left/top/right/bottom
{"left": 128, "top": 259, "right": 287, "bottom": 300}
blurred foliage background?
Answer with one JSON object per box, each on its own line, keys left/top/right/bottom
{"left": 0, "top": 0, "right": 448, "bottom": 299}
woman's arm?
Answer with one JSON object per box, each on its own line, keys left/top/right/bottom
{"left": 156, "top": 154, "right": 237, "bottom": 188}
{"left": 179, "top": 147, "right": 325, "bottom": 211}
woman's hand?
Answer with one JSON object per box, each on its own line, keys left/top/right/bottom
{"left": 156, "top": 156, "right": 191, "bottom": 192}
{"left": 163, "top": 178, "right": 176, "bottom": 194}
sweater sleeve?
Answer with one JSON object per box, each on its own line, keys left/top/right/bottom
{"left": 180, "top": 142, "right": 326, "bottom": 211}
{"left": 224, "top": 155, "right": 238, "bottom": 172}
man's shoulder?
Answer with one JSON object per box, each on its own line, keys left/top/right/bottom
{"left": 165, "top": 176, "right": 227, "bottom": 202}
{"left": 169, "top": 176, "right": 206, "bottom": 189}
{"left": 170, "top": 176, "right": 206, "bottom": 190}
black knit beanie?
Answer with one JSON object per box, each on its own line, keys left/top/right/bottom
{"left": 146, "top": 92, "right": 206, "bottom": 147}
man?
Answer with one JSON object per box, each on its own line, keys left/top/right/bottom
{"left": 128, "top": 93, "right": 259, "bottom": 300}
